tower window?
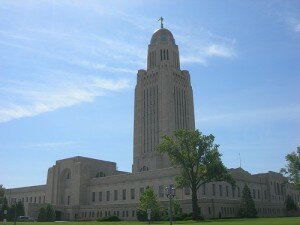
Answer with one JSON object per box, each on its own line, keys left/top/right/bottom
{"left": 160, "top": 49, "right": 162, "bottom": 60}
{"left": 167, "top": 49, "right": 169, "bottom": 60}
{"left": 96, "top": 171, "right": 106, "bottom": 177}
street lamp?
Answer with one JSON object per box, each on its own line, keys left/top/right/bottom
{"left": 165, "top": 185, "right": 175, "bottom": 225}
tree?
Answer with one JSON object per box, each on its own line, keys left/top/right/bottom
{"left": 15, "top": 200, "right": 25, "bottom": 217}
{"left": 0, "top": 185, "right": 6, "bottom": 220}
{"left": 137, "top": 187, "right": 161, "bottom": 221}
{"left": 280, "top": 147, "right": 300, "bottom": 189}
{"left": 38, "top": 207, "right": 47, "bottom": 222}
{"left": 285, "top": 195, "right": 298, "bottom": 211}
{"left": 45, "top": 204, "right": 55, "bottom": 222}
{"left": 157, "top": 129, "right": 235, "bottom": 220}
{"left": 0, "top": 197, "right": 9, "bottom": 221}
{"left": 238, "top": 184, "right": 257, "bottom": 218}
{"left": 0, "top": 185, "right": 5, "bottom": 204}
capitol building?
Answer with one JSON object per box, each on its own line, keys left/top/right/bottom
{"left": 5, "top": 23, "right": 300, "bottom": 221}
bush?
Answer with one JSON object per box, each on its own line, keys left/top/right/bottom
{"left": 285, "top": 195, "right": 298, "bottom": 211}
{"left": 37, "top": 207, "right": 47, "bottom": 222}
{"left": 97, "top": 215, "right": 121, "bottom": 221}
{"left": 137, "top": 209, "right": 161, "bottom": 221}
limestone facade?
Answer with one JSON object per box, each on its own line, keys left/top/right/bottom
{"left": 5, "top": 26, "right": 300, "bottom": 221}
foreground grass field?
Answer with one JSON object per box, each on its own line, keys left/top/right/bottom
{"left": 4, "top": 217, "right": 300, "bottom": 225}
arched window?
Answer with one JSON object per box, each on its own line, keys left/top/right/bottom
{"left": 66, "top": 172, "right": 71, "bottom": 179}
{"left": 140, "top": 166, "right": 149, "bottom": 172}
{"left": 96, "top": 171, "right": 106, "bottom": 178}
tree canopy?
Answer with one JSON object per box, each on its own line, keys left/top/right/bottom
{"left": 137, "top": 187, "right": 161, "bottom": 221}
{"left": 0, "top": 184, "right": 5, "bottom": 204}
{"left": 157, "top": 129, "right": 235, "bottom": 220}
{"left": 238, "top": 184, "right": 257, "bottom": 218}
{"left": 280, "top": 146, "right": 300, "bottom": 189}
{"left": 37, "top": 204, "right": 55, "bottom": 222}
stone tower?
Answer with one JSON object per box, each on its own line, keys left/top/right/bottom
{"left": 132, "top": 23, "right": 195, "bottom": 173}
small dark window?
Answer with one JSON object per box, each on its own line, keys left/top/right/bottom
{"left": 114, "top": 190, "right": 118, "bottom": 201}
{"left": 131, "top": 188, "right": 135, "bottom": 199}
{"left": 106, "top": 191, "right": 110, "bottom": 201}
{"left": 122, "top": 189, "right": 126, "bottom": 200}
{"left": 92, "top": 192, "right": 95, "bottom": 202}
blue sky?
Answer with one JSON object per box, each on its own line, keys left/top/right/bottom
{"left": 0, "top": 0, "right": 299, "bottom": 188}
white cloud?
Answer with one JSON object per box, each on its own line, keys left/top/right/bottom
{"left": 175, "top": 28, "right": 237, "bottom": 65}
{"left": 0, "top": 73, "right": 131, "bottom": 123}
{"left": 204, "top": 44, "right": 236, "bottom": 58}
{"left": 286, "top": 17, "right": 300, "bottom": 33}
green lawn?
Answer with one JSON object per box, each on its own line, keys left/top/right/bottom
{"left": 4, "top": 217, "right": 300, "bottom": 225}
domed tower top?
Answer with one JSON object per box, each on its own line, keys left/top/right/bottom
{"left": 150, "top": 28, "right": 175, "bottom": 45}
{"left": 147, "top": 17, "right": 180, "bottom": 70}
{"left": 150, "top": 17, "right": 175, "bottom": 45}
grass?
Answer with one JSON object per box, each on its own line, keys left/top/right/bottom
{"left": 4, "top": 217, "right": 300, "bottom": 225}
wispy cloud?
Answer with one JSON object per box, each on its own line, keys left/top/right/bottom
{"left": 197, "top": 105, "right": 300, "bottom": 126}
{"left": 24, "top": 141, "right": 77, "bottom": 149}
{"left": 0, "top": 72, "right": 131, "bottom": 123}
{"left": 204, "top": 44, "right": 236, "bottom": 58}
{"left": 174, "top": 26, "right": 237, "bottom": 65}
{"left": 286, "top": 17, "right": 300, "bottom": 33}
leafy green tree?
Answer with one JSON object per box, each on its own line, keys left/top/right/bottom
{"left": 38, "top": 207, "right": 47, "bottom": 222}
{"left": 239, "top": 184, "right": 257, "bottom": 218}
{"left": 45, "top": 204, "right": 55, "bottom": 221}
{"left": 280, "top": 147, "right": 300, "bottom": 189}
{"left": 285, "top": 195, "right": 298, "bottom": 211}
{"left": 16, "top": 200, "right": 25, "bottom": 217}
{"left": 137, "top": 187, "right": 161, "bottom": 221}
{"left": 157, "top": 129, "right": 235, "bottom": 220}
{"left": 172, "top": 198, "right": 182, "bottom": 215}
{"left": 0, "top": 185, "right": 5, "bottom": 205}
{"left": 0, "top": 197, "right": 9, "bottom": 220}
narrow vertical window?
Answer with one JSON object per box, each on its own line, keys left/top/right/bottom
{"left": 160, "top": 49, "right": 162, "bottom": 60}
{"left": 130, "top": 188, "right": 135, "bottom": 199}
{"left": 114, "top": 190, "right": 118, "bottom": 201}
{"left": 92, "top": 192, "right": 95, "bottom": 202}
{"left": 106, "top": 191, "right": 110, "bottom": 201}
{"left": 99, "top": 191, "right": 102, "bottom": 201}
{"left": 159, "top": 185, "right": 164, "bottom": 197}
{"left": 167, "top": 49, "right": 169, "bottom": 60}
{"left": 122, "top": 189, "right": 126, "bottom": 200}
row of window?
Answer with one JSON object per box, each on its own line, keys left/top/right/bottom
{"left": 257, "top": 207, "right": 283, "bottom": 215}
{"left": 81, "top": 210, "right": 135, "bottom": 219}
{"left": 12, "top": 196, "right": 45, "bottom": 204}
{"left": 182, "top": 183, "right": 269, "bottom": 201}
{"left": 78, "top": 206, "right": 284, "bottom": 220}
{"left": 142, "top": 85, "right": 159, "bottom": 153}
{"left": 174, "top": 86, "right": 188, "bottom": 130}
{"left": 271, "top": 181, "right": 284, "bottom": 196}
{"left": 148, "top": 49, "right": 179, "bottom": 68}
{"left": 92, "top": 188, "right": 137, "bottom": 202}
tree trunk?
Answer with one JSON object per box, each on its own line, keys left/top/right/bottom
{"left": 191, "top": 186, "right": 199, "bottom": 220}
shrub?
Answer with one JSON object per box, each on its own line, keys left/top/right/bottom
{"left": 97, "top": 215, "right": 121, "bottom": 221}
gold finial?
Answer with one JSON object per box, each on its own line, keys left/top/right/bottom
{"left": 158, "top": 16, "right": 164, "bottom": 28}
